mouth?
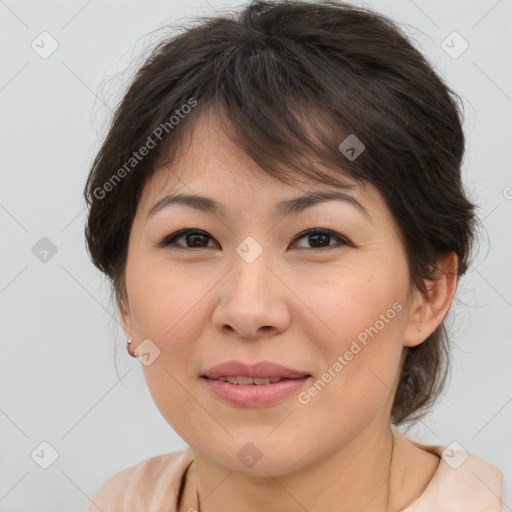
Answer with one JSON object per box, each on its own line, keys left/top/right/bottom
{"left": 205, "top": 375, "right": 309, "bottom": 385}
{"left": 200, "top": 375, "right": 311, "bottom": 407}
{"left": 201, "top": 368, "right": 312, "bottom": 408}
{"left": 200, "top": 360, "right": 312, "bottom": 407}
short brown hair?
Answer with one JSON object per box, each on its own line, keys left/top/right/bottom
{"left": 83, "top": 0, "right": 478, "bottom": 425}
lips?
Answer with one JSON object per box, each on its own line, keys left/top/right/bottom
{"left": 201, "top": 360, "right": 311, "bottom": 380}
{"left": 200, "top": 360, "right": 312, "bottom": 406}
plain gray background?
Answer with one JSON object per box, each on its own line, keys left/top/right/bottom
{"left": 1, "top": 0, "right": 511, "bottom": 510}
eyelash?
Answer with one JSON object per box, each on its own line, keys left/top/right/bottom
{"left": 156, "top": 228, "right": 351, "bottom": 252}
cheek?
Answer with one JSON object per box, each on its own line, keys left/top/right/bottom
{"left": 293, "top": 263, "right": 407, "bottom": 409}
{"left": 124, "top": 257, "right": 210, "bottom": 410}
{"left": 126, "top": 254, "right": 211, "bottom": 344}
{"left": 296, "top": 259, "right": 406, "bottom": 348}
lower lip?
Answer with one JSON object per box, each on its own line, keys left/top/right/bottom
{"left": 201, "top": 376, "right": 311, "bottom": 407}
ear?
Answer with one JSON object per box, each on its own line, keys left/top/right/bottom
{"left": 403, "top": 251, "right": 458, "bottom": 348}
{"left": 119, "top": 297, "right": 136, "bottom": 342}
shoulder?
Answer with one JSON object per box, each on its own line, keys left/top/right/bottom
{"left": 85, "top": 447, "right": 194, "bottom": 512}
{"left": 501, "top": 475, "right": 512, "bottom": 511}
{"left": 404, "top": 438, "right": 505, "bottom": 511}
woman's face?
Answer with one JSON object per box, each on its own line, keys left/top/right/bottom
{"left": 121, "top": 115, "right": 425, "bottom": 475}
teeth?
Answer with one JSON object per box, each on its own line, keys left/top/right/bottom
{"left": 217, "top": 376, "right": 283, "bottom": 385}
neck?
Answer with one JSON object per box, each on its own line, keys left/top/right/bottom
{"left": 183, "top": 425, "right": 402, "bottom": 512}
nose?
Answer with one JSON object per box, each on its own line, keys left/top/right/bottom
{"left": 212, "top": 247, "right": 290, "bottom": 340}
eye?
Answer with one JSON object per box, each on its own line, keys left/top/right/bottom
{"left": 292, "top": 228, "right": 351, "bottom": 250}
{"left": 156, "top": 228, "right": 351, "bottom": 250}
{"left": 157, "top": 229, "right": 217, "bottom": 249}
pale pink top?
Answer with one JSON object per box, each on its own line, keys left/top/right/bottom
{"left": 85, "top": 440, "right": 507, "bottom": 512}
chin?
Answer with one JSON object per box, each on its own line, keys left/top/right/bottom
{"left": 197, "top": 436, "right": 316, "bottom": 477}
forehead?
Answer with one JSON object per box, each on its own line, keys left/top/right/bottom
{"left": 141, "top": 110, "right": 365, "bottom": 204}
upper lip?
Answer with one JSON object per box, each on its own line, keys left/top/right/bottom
{"left": 201, "top": 360, "right": 311, "bottom": 380}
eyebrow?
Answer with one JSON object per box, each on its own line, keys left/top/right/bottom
{"left": 147, "top": 187, "right": 372, "bottom": 222}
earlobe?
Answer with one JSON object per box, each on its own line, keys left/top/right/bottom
{"left": 403, "top": 251, "right": 458, "bottom": 348}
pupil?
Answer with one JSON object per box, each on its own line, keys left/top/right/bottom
{"left": 310, "top": 233, "right": 329, "bottom": 247}
{"left": 188, "top": 234, "right": 207, "bottom": 247}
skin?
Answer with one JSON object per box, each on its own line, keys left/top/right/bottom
{"left": 120, "top": 111, "right": 458, "bottom": 512}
